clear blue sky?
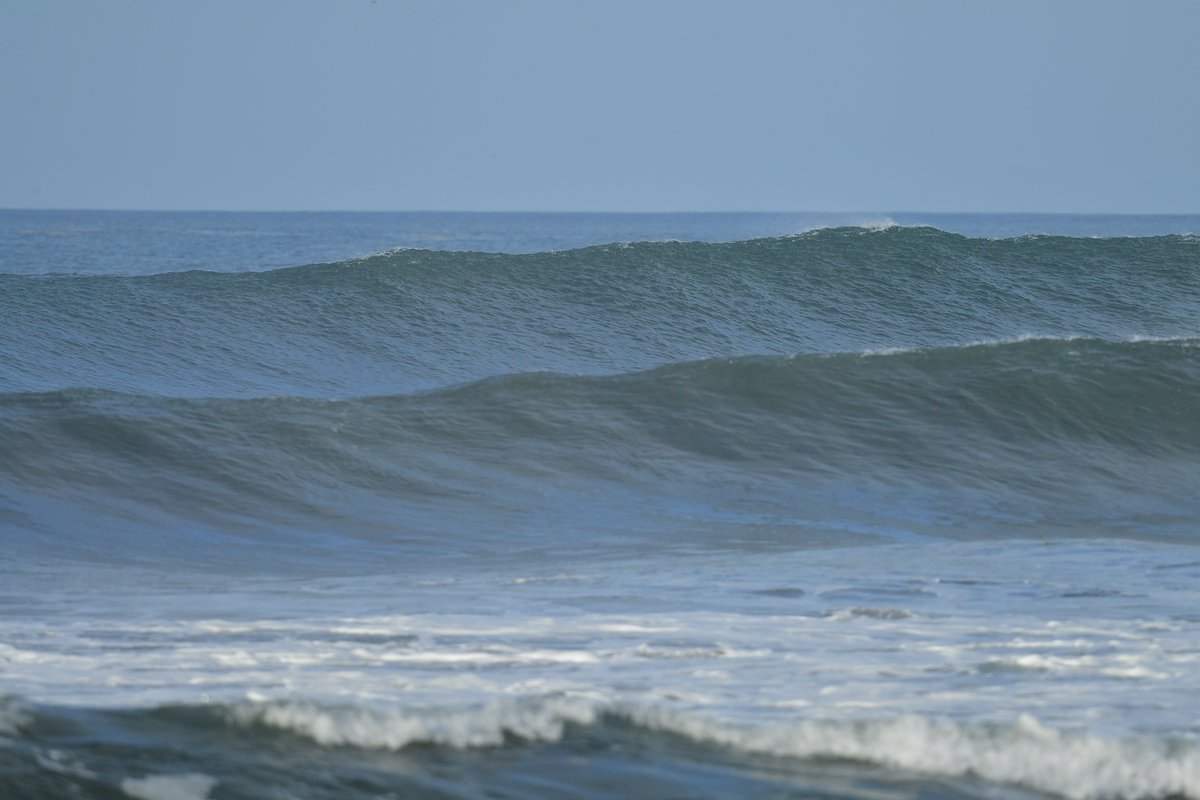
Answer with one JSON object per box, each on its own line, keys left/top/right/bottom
{"left": 3, "top": 0, "right": 1197, "bottom": 213}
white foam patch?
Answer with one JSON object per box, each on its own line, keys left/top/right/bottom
{"left": 623, "top": 707, "right": 1200, "bottom": 800}
{"left": 223, "top": 696, "right": 600, "bottom": 750}
{"left": 362, "top": 648, "right": 599, "bottom": 666}
{"left": 824, "top": 607, "right": 913, "bottom": 621}
{"left": 121, "top": 773, "right": 217, "bottom": 800}
{"left": 786, "top": 219, "right": 899, "bottom": 238}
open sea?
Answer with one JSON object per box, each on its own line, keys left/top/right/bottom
{"left": 2, "top": 209, "right": 1199, "bottom": 800}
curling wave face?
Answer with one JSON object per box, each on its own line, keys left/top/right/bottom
{"left": 2, "top": 337, "right": 1198, "bottom": 566}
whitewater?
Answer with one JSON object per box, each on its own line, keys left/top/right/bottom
{"left": 1, "top": 210, "right": 1198, "bottom": 800}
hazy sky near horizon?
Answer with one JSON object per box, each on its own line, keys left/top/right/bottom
{"left": 3, "top": 0, "right": 1198, "bottom": 213}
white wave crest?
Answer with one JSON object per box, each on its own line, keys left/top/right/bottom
{"left": 624, "top": 707, "right": 1200, "bottom": 800}
{"left": 222, "top": 696, "right": 599, "bottom": 750}
{"left": 221, "top": 697, "right": 1200, "bottom": 800}
{"left": 853, "top": 217, "right": 899, "bottom": 231}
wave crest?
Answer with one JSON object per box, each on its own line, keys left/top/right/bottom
{"left": 197, "top": 697, "right": 1200, "bottom": 800}
{"left": 220, "top": 696, "right": 600, "bottom": 750}
{"left": 627, "top": 707, "right": 1200, "bottom": 800}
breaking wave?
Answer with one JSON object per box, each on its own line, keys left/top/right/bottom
{"left": 6, "top": 696, "right": 1198, "bottom": 800}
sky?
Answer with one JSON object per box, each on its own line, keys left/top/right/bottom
{"left": 2, "top": 0, "right": 1198, "bottom": 213}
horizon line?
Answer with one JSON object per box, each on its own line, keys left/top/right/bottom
{"left": 3, "top": 207, "right": 1200, "bottom": 217}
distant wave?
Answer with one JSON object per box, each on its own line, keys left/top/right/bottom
{"left": 2, "top": 338, "right": 1197, "bottom": 555}
{"left": 2, "top": 227, "right": 1197, "bottom": 399}
{"left": 4, "top": 225, "right": 1198, "bottom": 278}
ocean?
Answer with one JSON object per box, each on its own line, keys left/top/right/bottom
{"left": 1, "top": 209, "right": 1198, "bottom": 800}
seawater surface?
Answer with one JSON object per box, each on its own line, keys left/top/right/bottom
{"left": 1, "top": 211, "right": 1198, "bottom": 800}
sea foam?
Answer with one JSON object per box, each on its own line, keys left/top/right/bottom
{"left": 120, "top": 773, "right": 218, "bottom": 800}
